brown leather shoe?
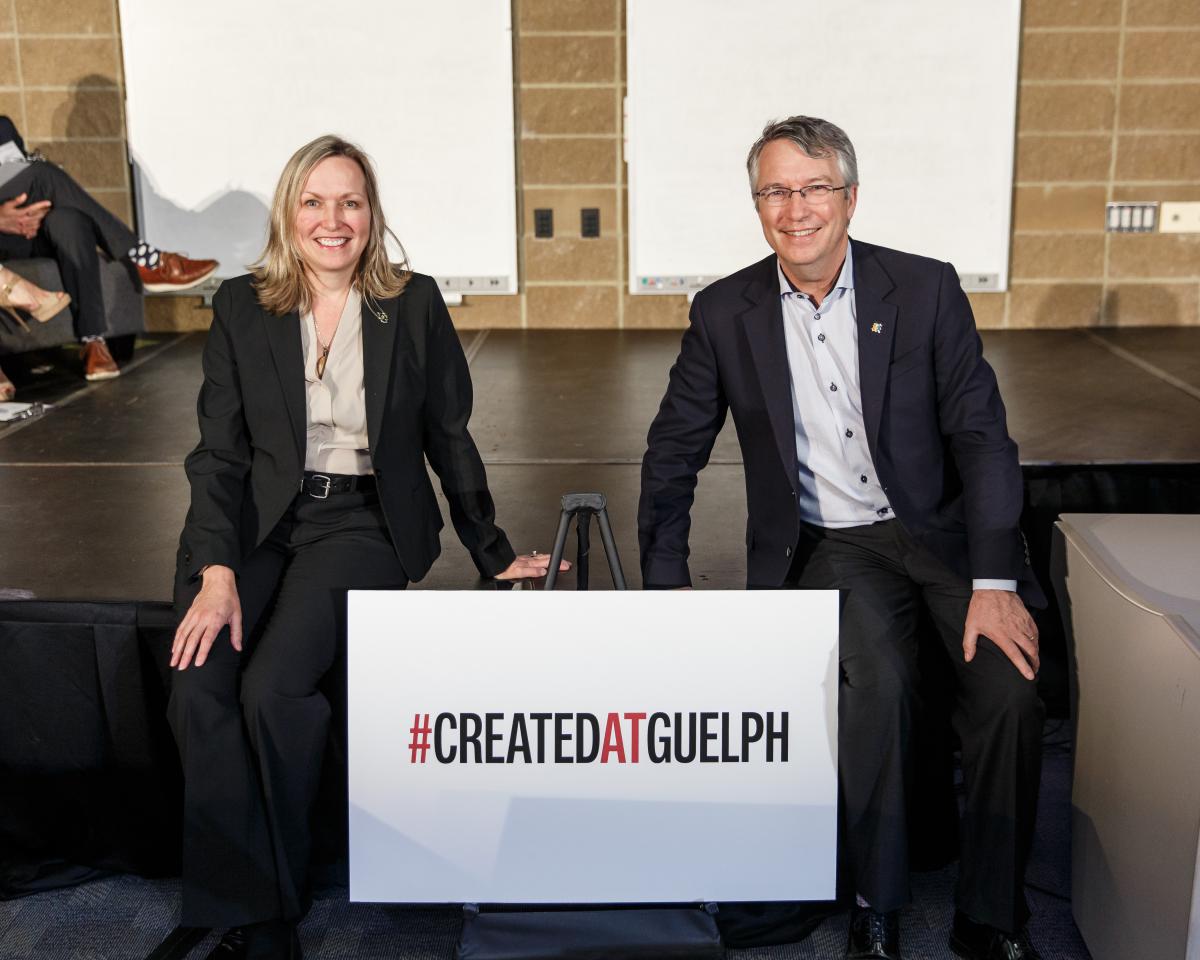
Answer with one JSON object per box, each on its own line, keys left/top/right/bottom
{"left": 83, "top": 339, "right": 120, "bottom": 381}
{"left": 137, "top": 251, "right": 218, "bottom": 292}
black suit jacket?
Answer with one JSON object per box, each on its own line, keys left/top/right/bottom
{"left": 639, "top": 238, "right": 1042, "bottom": 605}
{"left": 177, "top": 272, "right": 514, "bottom": 587}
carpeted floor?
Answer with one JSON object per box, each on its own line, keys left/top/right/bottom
{"left": 0, "top": 722, "right": 1089, "bottom": 960}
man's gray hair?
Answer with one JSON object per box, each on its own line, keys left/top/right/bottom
{"left": 746, "top": 116, "right": 859, "bottom": 196}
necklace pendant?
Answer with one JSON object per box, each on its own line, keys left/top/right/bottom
{"left": 316, "top": 353, "right": 327, "bottom": 379}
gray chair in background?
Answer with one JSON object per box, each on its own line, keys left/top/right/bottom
{"left": 0, "top": 256, "right": 144, "bottom": 357}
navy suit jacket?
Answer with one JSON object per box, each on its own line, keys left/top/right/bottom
{"left": 638, "top": 238, "right": 1043, "bottom": 605}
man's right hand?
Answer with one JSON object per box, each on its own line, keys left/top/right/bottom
{"left": 171, "top": 564, "right": 243, "bottom": 670}
{"left": 0, "top": 193, "right": 50, "bottom": 238}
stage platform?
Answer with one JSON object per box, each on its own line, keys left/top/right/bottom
{"left": 2, "top": 326, "right": 1198, "bottom": 601}
{"left": 2, "top": 326, "right": 1199, "bottom": 958}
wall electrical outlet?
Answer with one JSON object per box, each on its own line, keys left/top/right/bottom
{"left": 1106, "top": 202, "right": 1157, "bottom": 232}
{"left": 1159, "top": 201, "right": 1200, "bottom": 234}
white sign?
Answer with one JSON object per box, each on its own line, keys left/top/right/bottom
{"left": 348, "top": 591, "right": 839, "bottom": 903}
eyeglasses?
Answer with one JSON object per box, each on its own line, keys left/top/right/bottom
{"left": 754, "top": 184, "right": 848, "bottom": 206}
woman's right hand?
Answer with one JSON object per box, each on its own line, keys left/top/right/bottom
{"left": 171, "top": 564, "right": 243, "bottom": 670}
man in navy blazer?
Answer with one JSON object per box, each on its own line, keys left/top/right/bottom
{"left": 639, "top": 117, "right": 1044, "bottom": 960}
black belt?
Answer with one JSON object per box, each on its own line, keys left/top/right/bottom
{"left": 300, "top": 471, "right": 376, "bottom": 499}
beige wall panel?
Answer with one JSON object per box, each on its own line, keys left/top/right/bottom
{"left": 31, "top": 138, "right": 126, "bottom": 189}
{"left": 523, "top": 187, "right": 616, "bottom": 237}
{"left": 623, "top": 293, "right": 690, "bottom": 330}
{"left": 1108, "top": 234, "right": 1200, "bottom": 279}
{"left": 24, "top": 88, "right": 123, "bottom": 139}
{"left": 1023, "top": 0, "right": 1121, "bottom": 27}
{"left": 1011, "top": 234, "right": 1105, "bottom": 280}
{"left": 524, "top": 236, "right": 619, "bottom": 282}
{"left": 144, "top": 296, "right": 211, "bottom": 333}
{"left": 1017, "top": 85, "right": 1114, "bottom": 133}
{"left": 1127, "top": 0, "right": 1200, "bottom": 26}
{"left": 520, "top": 36, "right": 615, "bottom": 84}
{"left": 1113, "top": 183, "right": 1200, "bottom": 201}
{"left": 13, "top": 0, "right": 1183, "bottom": 333}
{"left": 1013, "top": 185, "right": 1107, "bottom": 231}
{"left": 1020, "top": 31, "right": 1120, "bottom": 81}
{"left": 1009, "top": 282, "right": 1103, "bottom": 327}
{"left": 448, "top": 295, "right": 523, "bottom": 331}
{"left": 518, "top": 0, "right": 616, "bottom": 33}
{"left": 967, "top": 292, "right": 1006, "bottom": 329}
{"left": 0, "top": 89, "right": 22, "bottom": 124}
{"left": 1120, "top": 83, "right": 1200, "bottom": 131}
{"left": 0, "top": 37, "right": 19, "bottom": 88}
{"left": 525, "top": 284, "right": 618, "bottom": 327}
{"left": 18, "top": 38, "right": 119, "bottom": 88}
{"left": 1015, "top": 135, "right": 1113, "bottom": 182}
{"left": 1115, "top": 133, "right": 1200, "bottom": 180}
{"left": 15, "top": 0, "right": 114, "bottom": 34}
{"left": 1104, "top": 282, "right": 1199, "bottom": 325}
{"left": 521, "top": 137, "right": 616, "bottom": 185}
{"left": 1123, "top": 31, "right": 1200, "bottom": 79}
{"left": 90, "top": 187, "right": 130, "bottom": 223}
{"left": 520, "top": 88, "right": 616, "bottom": 136}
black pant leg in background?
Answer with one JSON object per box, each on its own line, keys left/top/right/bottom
{"left": 795, "top": 520, "right": 1042, "bottom": 934}
{"left": 0, "top": 162, "right": 139, "bottom": 338}
{"left": 168, "top": 490, "right": 409, "bottom": 928}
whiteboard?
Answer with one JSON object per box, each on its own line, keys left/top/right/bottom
{"left": 626, "top": 0, "right": 1021, "bottom": 293}
{"left": 118, "top": 1, "right": 517, "bottom": 294}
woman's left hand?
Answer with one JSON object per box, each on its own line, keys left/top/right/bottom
{"left": 495, "top": 551, "right": 571, "bottom": 580}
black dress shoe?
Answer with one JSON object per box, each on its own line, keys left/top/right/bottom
{"left": 206, "top": 921, "right": 302, "bottom": 960}
{"left": 949, "top": 911, "right": 1042, "bottom": 960}
{"left": 206, "top": 927, "right": 248, "bottom": 959}
{"left": 846, "top": 906, "right": 901, "bottom": 959}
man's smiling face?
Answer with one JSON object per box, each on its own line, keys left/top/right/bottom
{"left": 754, "top": 139, "right": 857, "bottom": 288}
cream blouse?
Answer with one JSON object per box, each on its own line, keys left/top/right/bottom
{"left": 298, "top": 288, "right": 372, "bottom": 475}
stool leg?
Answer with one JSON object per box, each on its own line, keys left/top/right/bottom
{"left": 543, "top": 509, "right": 573, "bottom": 590}
{"left": 596, "top": 507, "right": 627, "bottom": 590}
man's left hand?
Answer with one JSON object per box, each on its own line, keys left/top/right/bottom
{"left": 962, "top": 589, "right": 1039, "bottom": 680}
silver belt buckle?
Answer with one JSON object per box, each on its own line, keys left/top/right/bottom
{"left": 309, "top": 473, "right": 332, "bottom": 499}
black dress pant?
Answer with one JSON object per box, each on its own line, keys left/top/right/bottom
{"left": 168, "top": 488, "right": 408, "bottom": 927}
{"left": 790, "top": 519, "right": 1043, "bottom": 934}
{"left": 0, "top": 161, "right": 139, "bottom": 339}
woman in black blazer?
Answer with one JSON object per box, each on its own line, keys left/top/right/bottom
{"left": 168, "top": 135, "right": 559, "bottom": 959}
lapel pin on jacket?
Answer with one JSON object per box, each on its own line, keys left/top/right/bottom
{"left": 870, "top": 322, "right": 883, "bottom": 334}
{"left": 366, "top": 293, "right": 388, "bottom": 323}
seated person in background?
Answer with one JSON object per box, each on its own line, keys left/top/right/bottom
{"left": 0, "top": 116, "right": 219, "bottom": 381}
{"left": 0, "top": 263, "right": 70, "bottom": 400}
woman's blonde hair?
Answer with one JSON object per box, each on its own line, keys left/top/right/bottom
{"left": 250, "top": 135, "right": 409, "bottom": 315}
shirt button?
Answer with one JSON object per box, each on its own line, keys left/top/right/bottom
{"left": 860, "top": 474, "right": 868, "bottom": 483}
{"left": 814, "top": 313, "right": 821, "bottom": 321}
{"left": 829, "top": 383, "right": 838, "bottom": 392}
{"left": 845, "top": 429, "right": 853, "bottom": 438}
{"left": 817, "top": 333, "right": 826, "bottom": 342}
{"left": 785, "top": 546, "right": 793, "bottom": 557}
